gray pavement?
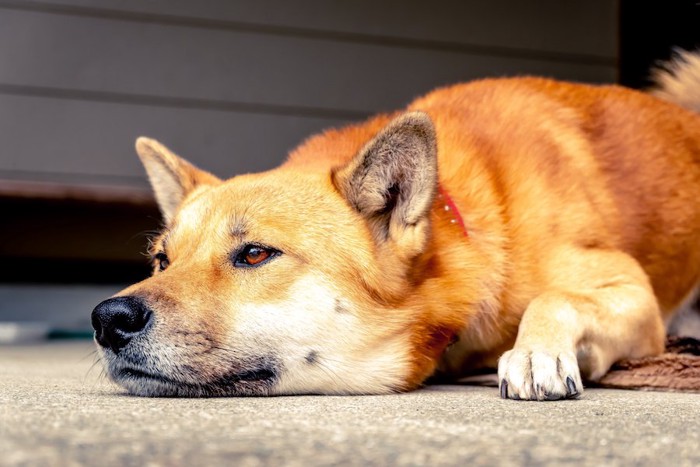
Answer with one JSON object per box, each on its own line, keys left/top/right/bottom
{"left": 1, "top": 342, "right": 698, "bottom": 466}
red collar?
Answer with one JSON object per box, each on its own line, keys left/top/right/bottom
{"left": 437, "top": 185, "right": 468, "bottom": 237}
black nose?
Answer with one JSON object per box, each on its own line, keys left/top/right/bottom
{"left": 91, "top": 296, "right": 153, "bottom": 353}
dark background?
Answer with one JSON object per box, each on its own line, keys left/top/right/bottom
{"left": 619, "top": 0, "right": 700, "bottom": 89}
{"left": 0, "top": 0, "right": 698, "bottom": 332}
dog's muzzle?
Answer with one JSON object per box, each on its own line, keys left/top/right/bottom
{"left": 91, "top": 296, "right": 153, "bottom": 354}
{"left": 91, "top": 295, "right": 280, "bottom": 396}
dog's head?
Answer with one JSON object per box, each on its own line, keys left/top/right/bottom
{"left": 93, "top": 112, "right": 460, "bottom": 396}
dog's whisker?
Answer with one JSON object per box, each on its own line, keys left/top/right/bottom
{"left": 85, "top": 357, "right": 104, "bottom": 380}
{"left": 130, "top": 229, "right": 163, "bottom": 243}
{"left": 313, "top": 360, "right": 348, "bottom": 389}
{"left": 78, "top": 349, "right": 98, "bottom": 363}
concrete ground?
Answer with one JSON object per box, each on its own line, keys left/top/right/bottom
{"left": 1, "top": 342, "right": 698, "bottom": 466}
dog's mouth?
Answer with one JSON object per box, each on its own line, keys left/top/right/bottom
{"left": 118, "top": 367, "right": 275, "bottom": 384}
{"left": 119, "top": 367, "right": 170, "bottom": 383}
{"left": 220, "top": 367, "right": 277, "bottom": 384}
{"left": 111, "top": 364, "right": 279, "bottom": 397}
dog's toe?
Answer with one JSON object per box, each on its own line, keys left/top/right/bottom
{"left": 498, "top": 348, "right": 583, "bottom": 401}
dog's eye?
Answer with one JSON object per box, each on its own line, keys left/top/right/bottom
{"left": 234, "top": 245, "right": 278, "bottom": 268}
{"left": 154, "top": 252, "right": 169, "bottom": 272}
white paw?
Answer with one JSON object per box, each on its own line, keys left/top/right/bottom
{"left": 497, "top": 348, "right": 583, "bottom": 401}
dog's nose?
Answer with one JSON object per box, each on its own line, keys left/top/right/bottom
{"left": 91, "top": 296, "right": 153, "bottom": 353}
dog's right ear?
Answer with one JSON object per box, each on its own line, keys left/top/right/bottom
{"left": 333, "top": 111, "right": 437, "bottom": 261}
{"left": 135, "top": 137, "right": 221, "bottom": 223}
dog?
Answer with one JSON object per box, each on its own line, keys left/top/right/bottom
{"left": 92, "top": 51, "right": 700, "bottom": 400}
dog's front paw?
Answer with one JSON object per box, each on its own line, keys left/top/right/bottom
{"left": 497, "top": 348, "right": 583, "bottom": 401}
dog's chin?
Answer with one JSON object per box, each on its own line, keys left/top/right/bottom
{"left": 107, "top": 365, "right": 279, "bottom": 398}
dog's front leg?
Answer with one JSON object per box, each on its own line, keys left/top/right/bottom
{"left": 498, "top": 248, "right": 666, "bottom": 400}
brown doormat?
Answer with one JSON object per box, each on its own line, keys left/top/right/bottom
{"left": 595, "top": 336, "right": 700, "bottom": 393}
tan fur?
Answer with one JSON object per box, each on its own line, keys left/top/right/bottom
{"left": 650, "top": 49, "right": 700, "bottom": 113}
{"left": 95, "top": 54, "right": 700, "bottom": 400}
{"left": 136, "top": 137, "right": 220, "bottom": 223}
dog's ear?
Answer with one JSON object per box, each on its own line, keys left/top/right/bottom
{"left": 135, "top": 137, "right": 221, "bottom": 223}
{"left": 333, "top": 111, "right": 437, "bottom": 259}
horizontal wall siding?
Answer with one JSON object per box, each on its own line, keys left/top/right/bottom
{"left": 0, "top": 94, "right": 347, "bottom": 185}
{"left": 0, "top": 0, "right": 618, "bottom": 189}
{"left": 5, "top": 0, "right": 618, "bottom": 59}
{"left": 0, "top": 9, "right": 617, "bottom": 115}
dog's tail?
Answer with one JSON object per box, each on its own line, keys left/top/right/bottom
{"left": 650, "top": 49, "right": 700, "bottom": 113}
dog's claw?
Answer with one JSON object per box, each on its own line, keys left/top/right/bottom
{"left": 499, "top": 349, "right": 583, "bottom": 401}
{"left": 566, "top": 376, "right": 579, "bottom": 397}
{"left": 500, "top": 379, "right": 508, "bottom": 399}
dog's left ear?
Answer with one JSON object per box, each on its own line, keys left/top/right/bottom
{"left": 333, "top": 111, "right": 437, "bottom": 259}
{"left": 135, "top": 137, "right": 221, "bottom": 224}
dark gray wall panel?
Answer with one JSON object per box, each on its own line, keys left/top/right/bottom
{"left": 0, "top": 9, "right": 616, "bottom": 117}
{"left": 6, "top": 0, "right": 618, "bottom": 59}
{"left": 0, "top": 94, "right": 348, "bottom": 186}
{"left": 0, "top": 2, "right": 619, "bottom": 190}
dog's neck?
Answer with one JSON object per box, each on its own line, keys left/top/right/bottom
{"left": 437, "top": 185, "right": 468, "bottom": 237}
